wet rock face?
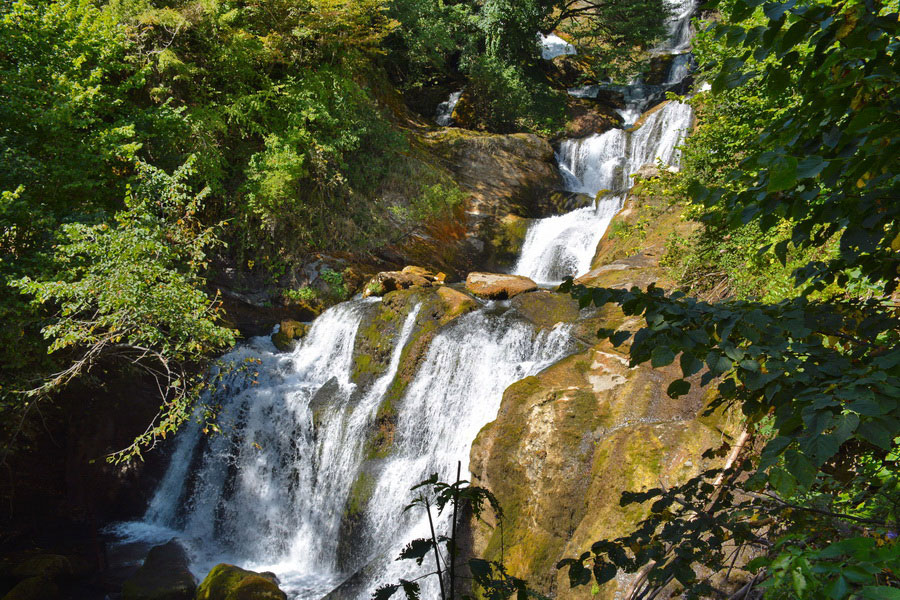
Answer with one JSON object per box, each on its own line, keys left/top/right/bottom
{"left": 465, "top": 272, "right": 538, "bottom": 299}
{"left": 563, "top": 98, "right": 623, "bottom": 139}
{"left": 121, "top": 540, "right": 196, "bottom": 600}
{"left": 469, "top": 340, "right": 734, "bottom": 599}
{"left": 422, "top": 130, "right": 561, "bottom": 220}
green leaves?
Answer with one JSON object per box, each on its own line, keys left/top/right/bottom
{"left": 766, "top": 155, "right": 797, "bottom": 192}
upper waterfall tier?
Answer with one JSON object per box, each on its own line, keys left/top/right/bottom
{"left": 557, "top": 100, "right": 694, "bottom": 197}
{"left": 513, "top": 99, "right": 693, "bottom": 284}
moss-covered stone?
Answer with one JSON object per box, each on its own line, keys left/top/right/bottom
{"left": 2, "top": 577, "right": 59, "bottom": 600}
{"left": 197, "top": 564, "right": 284, "bottom": 600}
{"left": 487, "top": 215, "right": 530, "bottom": 269}
{"left": 271, "top": 319, "right": 309, "bottom": 352}
{"left": 122, "top": 541, "right": 196, "bottom": 600}
{"left": 510, "top": 290, "right": 580, "bottom": 329}
{"left": 9, "top": 555, "right": 76, "bottom": 582}
{"left": 225, "top": 575, "right": 287, "bottom": 600}
{"left": 345, "top": 471, "right": 376, "bottom": 520}
{"left": 435, "top": 287, "right": 478, "bottom": 323}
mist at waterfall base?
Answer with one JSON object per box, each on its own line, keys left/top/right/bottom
{"left": 110, "top": 8, "right": 696, "bottom": 598}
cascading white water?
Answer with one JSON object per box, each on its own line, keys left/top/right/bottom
{"left": 114, "top": 297, "right": 575, "bottom": 599}
{"left": 513, "top": 0, "right": 697, "bottom": 285}
{"left": 539, "top": 33, "right": 577, "bottom": 60}
{"left": 513, "top": 196, "right": 625, "bottom": 285}
{"left": 514, "top": 100, "right": 693, "bottom": 283}
{"left": 114, "top": 4, "right": 699, "bottom": 597}
{"left": 359, "top": 309, "right": 574, "bottom": 597}
{"left": 435, "top": 91, "right": 463, "bottom": 127}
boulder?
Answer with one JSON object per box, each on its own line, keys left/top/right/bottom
{"left": 436, "top": 287, "right": 478, "bottom": 322}
{"left": 400, "top": 265, "right": 445, "bottom": 282}
{"left": 465, "top": 272, "right": 538, "bottom": 299}
{"left": 271, "top": 319, "right": 310, "bottom": 352}
{"left": 9, "top": 556, "right": 75, "bottom": 582}
{"left": 361, "top": 270, "right": 433, "bottom": 298}
{"left": 510, "top": 290, "right": 580, "bottom": 329}
{"left": 422, "top": 130, "right": 561, "bottom": 220}
{"left": 121, "top": 540, "right": 196, "bottom": 600}
{"left": 564, "top": 98, "right": 622, "bottom": 138}
{"left": 2, "top": 577, "right": 59, "bottom": 600}
{"left": 196, "top": 564, "right": 285, "bottom": 600}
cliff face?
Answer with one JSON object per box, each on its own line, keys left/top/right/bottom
{"left": 469, "top": 192, "right": 740, "bottom": 599}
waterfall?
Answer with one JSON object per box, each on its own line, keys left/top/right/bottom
{"left": 113, "top": 297, "right": 575, "bottom": 598}
{"left": 435, "top": 91, "right": 462, "bottom": 127}
{"left": 513, "top": 0, "right": 698, "bottom": 284}
{"left": 111, "top": 4, "right": 700, "bottom": 597}
{"left": 514, "top": 100, "right": 693, "bottom": 283}
{"left": 539, "top": 33, "right": 577, "bottom": 60}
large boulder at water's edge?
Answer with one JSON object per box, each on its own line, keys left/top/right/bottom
{"left": 121, "top": 540, "right": 196, "bottom": 600}
{"left": 271, "top": 319, "right": 310, "bottom": 352}
{"left": 197, "top": 564, "right": 286, "bottom": 600}
{"left": 465, "top": 272, "right": 538, "bottom": 299}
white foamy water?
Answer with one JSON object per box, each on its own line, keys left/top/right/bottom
{"left": 112, "top": 5, "right": 700, "bottom": 597}
{"left": 514, "top": 100, "right": 693, "bottom": 283}
{"left": 114, "top": 299, "right": 575, "bottom": 599}
{"left": 539, "top": 33, "right": 577, "bottom": 59}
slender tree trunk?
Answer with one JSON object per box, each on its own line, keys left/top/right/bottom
{"left": 426, "top": 497, "right": 447, "bottom": 600}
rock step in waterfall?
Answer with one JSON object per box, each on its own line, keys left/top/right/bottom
{"left": 112, "top": 4, "right": 698, "bottom": 598}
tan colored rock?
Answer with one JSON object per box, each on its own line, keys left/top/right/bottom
{"left": 565, "top": 97, "right": 623, "bottom": 138}
{"left": 422, "top": 130, "right": 560, "bottom": 219}
{"left": 470, "top": 343, "right": 737, "bottom": 599}
{"left": 510, "top": 290, "right": 580, "bottom": 328}
{"left": 436, "top": 286, "right": 478, "bottom": 322}
{"left": 362, "top": 271, "right": 433, "bottom": 298}
{"left": 271, "top": 319, "right": 310, "bottom": 352}
{"left": 465, "top": 272, "right": 538, "bottom": 299}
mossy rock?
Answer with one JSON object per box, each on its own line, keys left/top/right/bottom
{"left": 487, "top": 214, "right": 530, "bottom": 268}
{"left": 122, "top": 540, "right": 196, "bottom": 600}
{"left": 225, "top": 575, "right": 286, "bottom": 600}
{"left": 435, "top": 287, "right": 477, "bottom": 323}
{"left": 271, "top": 319, "right": 310, "bottom": 352}
{"left": 2, "top": 577, "right": 60, "bottom": 600}
{"left": 9, "top": 555, "right": 80, "bottom": 582}
{"left": 510, "top": 290, "right": 580, "bottom": 329}
{"left": 197, "top": 565, "right": 284, "bottom": 600}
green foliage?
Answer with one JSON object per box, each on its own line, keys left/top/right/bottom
{"left": 461, "top": 55, "right": 567, "bottom": 134}
{"left": 12, "top": 159, "right": 236, "bottom": 461}
{"left": 559, "top": 0, "right": 900, "bottom": 596}
{"left": 376, "top": 469, "right": 538, "bottom": 600}
{"left": 383, "top": 0, "right": 478, "bottom": 89}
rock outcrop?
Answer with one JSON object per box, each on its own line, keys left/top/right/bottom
{"left": 468, "top": 192, "right": 738, "bottom": 600}
{"left": 361, "top": 266, "right": 445, "bottom": 298}
{"left": 422, "top": 130, "right": 561, "bottom": 221}
{"left": 196, "top": 564, "right": 286, "bottom": 600}
{"left": 121, "top": 540, "right": 196, "bottom": 600}
{"left": 271, "top": 319, "right": 310, "bottom": 352}
{"left": 465, "top": 272, "right": 538, "bottom": 299}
